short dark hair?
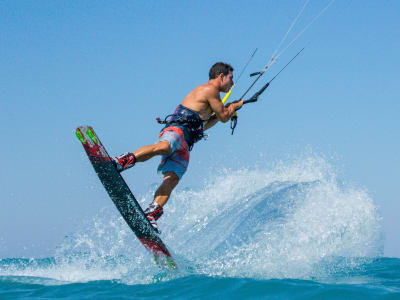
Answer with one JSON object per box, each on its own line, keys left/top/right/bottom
{"left": 209, "top": 62, "right": 234, "bottom": 80}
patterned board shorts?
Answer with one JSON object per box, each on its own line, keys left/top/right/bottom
{"left": 157, "top": 126, "right": 190, "bottom": 180}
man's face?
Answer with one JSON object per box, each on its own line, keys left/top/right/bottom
{"left": 221, "top": 71, "right": 233, "bottom": 92}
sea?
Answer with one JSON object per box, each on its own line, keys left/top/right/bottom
{"left": 1, "top": 158, "right": 399, "bottom": 299}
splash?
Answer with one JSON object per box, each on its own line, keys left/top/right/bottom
{"left": 164, "top": 156, "right": 383, "bottom": 279}
{"left": 0, "top": 156, "right": 383, "bottom": 284}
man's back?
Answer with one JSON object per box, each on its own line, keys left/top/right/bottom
{"left": 181, "top": 82, "right": 218, "bottom": 120}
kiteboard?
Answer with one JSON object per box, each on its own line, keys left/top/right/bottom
{"left": 75, "top": 125, "right": 176, "bottom": 269}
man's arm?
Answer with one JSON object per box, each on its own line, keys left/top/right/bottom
{"left": 204, "top": 100, "right": 243, "bottom": 130}
{"left": 207, "top": 90, "right": 243, "bottom": 123}
{"left": 203, "top": 114, "right": 218, "bottom": 131}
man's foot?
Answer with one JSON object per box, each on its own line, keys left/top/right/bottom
{"left": 112, "top": 152, "right": 136, "bottom": 172}
{"left": 144, "top": 203, "right": 163, "bottom": 234}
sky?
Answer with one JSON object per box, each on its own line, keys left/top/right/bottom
{"left": 0, "top": 1, "right": 399, "bottom": 258}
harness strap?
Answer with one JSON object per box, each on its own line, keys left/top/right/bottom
{"left": 156, "top": 105, "right": 205, "bottom": 149}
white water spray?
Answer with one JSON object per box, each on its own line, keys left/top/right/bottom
{"left": 0, "top": 156, "right": 383, "bottom": 284}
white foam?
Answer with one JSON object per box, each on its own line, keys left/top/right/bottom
{"left": 162, "top": 155, "right": 383, "bottom": 279}
{"left": 0, "top": 155, "right": 383, "bottom": 283}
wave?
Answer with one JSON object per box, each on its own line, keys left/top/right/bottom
{"left": 0, "top": 156, "right": 383, "bottom": 285}
{"left": 1, "top": 258, "right": 399, "bottom": 298}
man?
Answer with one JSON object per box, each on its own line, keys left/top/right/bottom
{"left": 112, "top": 62, "right": 244, "bottom": 232}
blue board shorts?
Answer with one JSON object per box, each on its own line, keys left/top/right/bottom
{"left": 157, "top": 126, "right": 190, "bottom": 180}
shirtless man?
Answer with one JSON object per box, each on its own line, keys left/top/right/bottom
{"left": 112, "top": 62, "right": 244, "bottom": 232}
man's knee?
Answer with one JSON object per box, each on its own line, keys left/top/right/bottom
{"left": 163, "top": 172, "right": 180, "bottom": 188}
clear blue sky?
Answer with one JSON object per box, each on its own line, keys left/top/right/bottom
{"left": 0, "top": 1, "right": 399, "bottom": 258}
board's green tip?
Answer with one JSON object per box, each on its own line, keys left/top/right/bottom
{"left": 86, "top": 128, "right": 98, "bottom": 145}
{"left": 75, "top": 129, "right": 86, "bottom": 144}
{"left": 154, "top": 255, "right": 177, "bottom": 269}
{"left": 166, "top": 256, "right": 177, "bottom": 269}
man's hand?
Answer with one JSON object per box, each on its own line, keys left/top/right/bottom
{"left": 225, "top": 100, "right": 244, "bottom": 114}
{"left": 234, "top": 99, "right": 244, "bottom": 111}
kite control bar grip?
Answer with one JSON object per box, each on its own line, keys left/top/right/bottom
{"left": 250, "top": 71, "right": 262, "bottom": 77}
{"left": 243, "top": 82, "right": 271, "bottom": 105}
{"left": 243, "top": 98, "right": 258, "bottom": 104}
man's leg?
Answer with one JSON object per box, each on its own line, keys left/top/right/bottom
{"left": 134, "top": 140, "right": 171, "bottom": 162}
{"left": 153, "top": 172, "right": 180, "bottom": 207}
{"left": 144, "top": 172, "right": 180, "bottom": 233}
{"left": 114, "top": 140, "right": 171, "bottom": 172}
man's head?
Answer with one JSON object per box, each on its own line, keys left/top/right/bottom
{"left": 209, "top": 62, "right": 234, "bottom": 92}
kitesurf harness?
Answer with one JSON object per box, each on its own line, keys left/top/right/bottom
{"left": 156, "top": 104, "right": 204, "bottom": 150}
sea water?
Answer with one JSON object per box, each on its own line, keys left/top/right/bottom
{"left": 1, "top": 157, "right": 399, "bottom": 299}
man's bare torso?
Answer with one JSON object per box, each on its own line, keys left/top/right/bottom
{"left": 181, "top": 82, "right": 219, "bottom": 120}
